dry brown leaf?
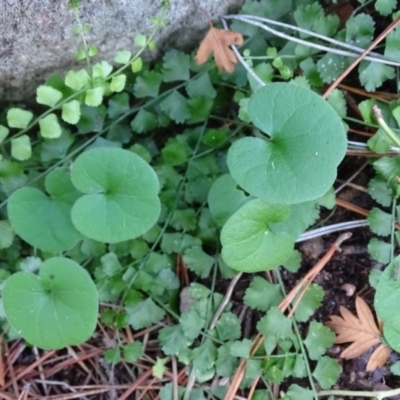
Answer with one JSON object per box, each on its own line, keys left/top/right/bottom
{"left": 326, "top": 296, "right": 391, "bottom": 371}
{"left": 195, "top": 27, "right": 244, "bottom": 73}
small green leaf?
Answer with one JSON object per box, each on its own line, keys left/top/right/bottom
{"left": 358, "top": 61, "right": 395, "bottom": 92}
{"left": 293, "top": 284, "right": 324, "bottom": 322}
{"left": 126, "top": 298, "right": 165, "bottom": 330}
{"left": 162, "top": 50, "right": 190, "bottom": 82}
{"left": 221, "top": 199, "right": 294, "bottom": 272}
{"left": 133, "top": 71, "right": 162, "bottom": 98}
{"left": 170, "top": 209, "right": 196, "bottom": 231}
{"left": 244, "top": 276, "right": 282, "bottom": 311}
{"left": 375, "top": 256, "right": 400, "bottom": 331}
{"left": 114, "top": 50, "right": 131, "bottom": 64}
{"left": 183, "top": 246, "right": 214, "bottom": 279}
{"left": 159, "top": 91, "right": 191, "bottom": 124}
{"left": 192, "top": 339, "right": 217, "bottom": 371}
{"left": 36, "top": 85, "right": 63, "bottom": 107}
{"left": 104, "top": 347, "right": 121, "bottom": 364}
{"left": 257, "top": 307, "right": 292, "bottom": 339}
{"left": 228, "top": 83, "right": 347, "bottom": 204}
{"left": 375, "top": 0, "right": 397, "bottom": 16}
{"left": 327, "top": 89, "right": 347, "bottom": 118}
{"left": 62, "top": 100, "right": 81, "bottom": 124}
{"left": 304, "top": 321, "right": 335, "bottom": 360}
{"left": 85, "top": 86, "right": 104, "bottom": 107}
{"left": 368, "top": 207, "right": 393, "bottom": 236}
{"left": 216, "top": 344, "right": 239, "bottom": 377}
{"left": 130, "top": 109, "right": 158, "bottom": 133}
{"left": 368, "top": 238, "right": 391, "bottom": 263}
{"left": 131, "top": 57, "right": 143, "bottom": 73}
{"left": 7, "top": 108, "right": 33, "bottom": 129}
{"left": 159, "top": 325, "right": 189, "bottom": 355}
{"left": 229, "top": 339, "right": 252, "bottom": 358}
{"left": 216, "top": 312, "right": 241, "bottom": 341}
{"left": 8, "top": 169, "right": 82, "bottom": 253}
{"left": 180, "top": 308, "right": 206, "bottom": 340}
{"left": 92, "top": 61, "right": 113, "bottom": 81}
{"left": 3, "top": 257, "right": 98, "bottom": 350}
{"left": 65, "top": 69, "right": 90, "bottom": 91}
{"left": 317, "top": 54, "right": 349, "bottom": 83}
{"left": 71, "top": 148, "right": 160, "bottom": 243}
{"left": 385, "top": 28, "right": 400, "bottom": 61}
{"left": 108, "top": 93, "right": 130, "bottom": 119}
{"left": 345, "top": 13, "right": 375, "bottom": 47}
{"left": 312, "top": 356, "right": 341, "bottom": 389}
{"left": 286, "top": 384, "right": 314, "bottom": 400}
{"left": 77, "top": 105, "right": 106, "bottom": 134}
{"left": 186, "top": 73, "right": 216, "bottom": 99}
{"left": 134, "top": 34, "right": 147, "bottom": 47}
{"left": 11, "top": 135, "right": 31, "bottom": 161}
{"left": 110, "top": 74, "right": 126, "bottom": 93}
{"left": 153, "top": 358, "right": 167, "bottom": 379}
{"left": 368, "top": 128, "right": 393, "bottom": 154}
{"left": 122, "top": 342, "right": 143, "bottom": 363}
{"left": 39, "top": 113, "right": 62, "bottom": 138}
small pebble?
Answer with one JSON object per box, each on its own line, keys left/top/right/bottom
{"left": 341, "top": 283, "right": 356, "bottom": 296}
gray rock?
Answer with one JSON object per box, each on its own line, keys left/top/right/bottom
{"left": 0, "top": 0, "right": 244, "bottom": 101}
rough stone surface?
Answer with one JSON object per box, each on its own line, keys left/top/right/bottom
{"left": 0, "top": 0, "right": 244, "bottom": 101}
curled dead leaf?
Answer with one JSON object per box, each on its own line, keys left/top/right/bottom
{"left": 195, "top": 26, "right": 244, "bottom": 73}
{"left": 326, "top": 296, "right": 391, "bottom": 371}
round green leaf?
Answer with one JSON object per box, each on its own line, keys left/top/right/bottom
{"left": 62, "top": 100, "right": 81, "bottom": 124}
{"left": 71, "top": 147, "right": 160, "bottom": 243}
{"left": 221, "top": 199, "right": 294, "bottom": 272}
{"left": 227, "top": 83, "right": 347, "bottom": 204}
{"left": 375, "top": 256, "right": 400, "bottom": 331}
{"left": 7, "top": 108, "right": 33, "bottom": 129}
{"left": 208, "top": 174, "right": 253, "bottom": 226}
{"left": 3, "top": 257, "right": 99, "bottom": 350}
{"left": 8, "top": 169, "right": 82, "bottom": 253}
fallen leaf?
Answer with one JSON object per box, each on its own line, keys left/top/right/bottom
{"left": 326, "top": 296, "right": 391, "bottom": 371}
{"left": 195, "top": 26, "right": 244, "bottom": 73}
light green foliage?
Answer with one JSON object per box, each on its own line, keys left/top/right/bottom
{"left": 183, "top": 246, "right": 214, "bottom": 278}
{"left": 244, "top": 276, "right": 283, "bottom": 311}
{"left": 114, "top": 50, "right": 131, "bottom": 64}
{"left": 375, "top": 0, "right": 397, "bottom": 15}
{"left": 368, "top": 207, "right": 393, "bottom": 236}
{"left": 11, "top": 135, "right": 31, "bottom": 161}
{"left": 70, "top": 147, "right": 161, "bottom": 243}
{"left": 293, "top": 284, "right": 324, "bottom": 322}
{"left": 3, "top": 257, "right": 98, "bottom": 349}
{"left": 7, "top": 108, "right": 33, "bottom": 129}
{"left": 39, "top": 113, "right": 62, "bottom": 138}
{"left": 36, "top": 85, "right": 63, "bottom": 107}
{"left": 375, "top": 256, "right": 400, "bottom": 333}
{"left": 228, "top": 83, "right": 347, "bottom": 204}
{"left": 359, "top": 62, "right": 395, "bottom": 92}
{"left": 257, "top": 307, "right": 293, "bottom": 339}
{"left": 65, "top": 69, "right": 90, "bottom": 90}
{"left": 368, "top": 238, "right": 392, "bottom": 263}
{"left": 312, "top": 356, "right": 341, "bottom": 389}
{"left": 304, "top": 321, "right": 335, "bottom": 360}
{"left": 62, "top": 100, "right": 81, "bottom": 124}
{"left": 126, "top": 298, "right": 165, "bottom": 330}
{"left": 8, "top": 169, "right": 82, "bottom": 253}
{"left": 221, "top": 199, "right": 294, "bottom": 272}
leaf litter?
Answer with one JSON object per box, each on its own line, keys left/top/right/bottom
{"left": 195, "top": 25, "right": 243, "bottom": 73}
{"left": 326, "top": 296, "right": 391, "bottom": 371}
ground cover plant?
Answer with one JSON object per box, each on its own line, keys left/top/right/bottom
{"left": 1, "top": 0, "right": 400, "bottom": 398}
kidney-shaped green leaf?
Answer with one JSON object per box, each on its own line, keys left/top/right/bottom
{"left": 227, "top": 83, "right": 347, "bottom": 204}
{"left": 8, "top": 168, "right": 82, "bottom": 253}
{"left": 71, "top": 147, "right": 160, "bottom": 243}
{"left": 375, "top": 256, "right": 400, "bottom": 331}
{"left": 208, "top": 174, "right": 254, "bottom": 226}
{"left": 221, "top": 199, "right": 294, "bottom": 272}
{"left": 3, "top": 257, "right": 99, "bottom": 350}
